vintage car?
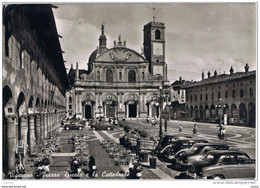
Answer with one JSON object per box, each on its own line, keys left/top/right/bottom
{"left": 156, "top": 133, "right": 193, "bottom": 152}
{"left": 90, "top": 121, "right": 114, "bottom": 130}
{"left": 157, "top": 138, "right": 208, "bottom": 161}
{"left": 229, "top": 118, "right": 246, "bottom": 125}
{"left": 174, "top": 143, "right": 230, "bottom": 170}
{"left": 186, "top": 150, "right": 255, "bottom": 179}
{"left": 64, "top": 122, "right": 83, "bottom": 130}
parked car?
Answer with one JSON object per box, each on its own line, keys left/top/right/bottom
{"left": 157, "top": 138, "right": 208, "bottom": 161}
{"left": 64, "top": 122, "right": 83, "bottom": 130}
{"left": 211, "top": 117, "right": 220, "bottom": 124}
{"left": 229, "top": 118, "right": 245, "bottom": 125}
{"left": 186, "top": 150, "right": 255, "bottom": 179}
{"left": 174, "top": 143, "right": 230, "bottom": 170}
{"left": 90, "top": 121, "right": 114, "bottom": 130}
{"left": 156, "top": 133, "right": 193, "bottom": 152}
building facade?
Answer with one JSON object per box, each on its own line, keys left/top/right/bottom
{"left": 170, "top": 77, "right": 191, "bottom": 119}
{"left": 2, "top": 5, "right": 69, "bottom": 174}
{"left": 67, "top": 22, "right": 170, "bottom": 120}
{"left": 183, "top": 65, "right": 256, "bottom": 127}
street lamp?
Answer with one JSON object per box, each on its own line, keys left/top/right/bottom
{"left": 158, "top": 85, "right": 163, "bottom": 137}
{"left": 216, "top": 98, "right": 226, "bottom": 125}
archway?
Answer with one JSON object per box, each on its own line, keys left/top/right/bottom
{"left": 190, "top": 106, "right": 194, "bottom": 118}
{"left": 195, "top": 105, "right": 199, "bottom": 118}
{"left": 85, "top": 105, "right": 92, "bottom": 119}
{"left": 231, "top": 104, "right": 238, "bottom": 118}
{"left": 199, "top": 105, "right": 203, "bottom": 119}
{"left": 129, "top": 103, "right": 137, "bottom": 118}
{"left": 239, "top": 103, "right": 247, "bottom": 121}
{"left": 205, "top": 105, "right": 210, "bottom": 119}
{"left": 210, "top": 105, "right": 216, "bottom": 118}
{"left": 3, "top": 86, "right": 15, "bottom": 173}
{"left": 248, "top": 103, "right": 255, "bottom": 127}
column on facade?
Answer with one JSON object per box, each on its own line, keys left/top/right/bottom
{"left": 40, "top": 114, "right": 44, "bottom": 142}
{"left": 95, "top": 93, "right": 99, "bottom": 118}
{"left": 104, "top": 103, "right": 106, "bottom": 118}
{"left": 29, "top": 114, "right": 36, "bottom": 153}
{"left": 35, "top": 114, "right": 41, "bottom": 145}
{"left": 44, "top": 114, "right": 48, "bottom": 138}
{"left": 126, "top": 103, "right": 129, "bottom": 118}
{"left": 6, "top": 116, "right": 16, "bottom": 171}
{"left": 20, "top": 116, "right": 28, "bottom": 157}
{"left": 149, "top": 103, "right": 152, "bottom": 118}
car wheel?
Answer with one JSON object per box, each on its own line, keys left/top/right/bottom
{"left": 92, "top": 127, "right": 96, "bottom": 130}
{"left": 66, "top": 127, "right": 69, "bottom": 130}
{"left": 107, "top": 127, "right": 111, "bottom": 131}
{"left": 213, "top": 175, "right": 224, "bottom": 179}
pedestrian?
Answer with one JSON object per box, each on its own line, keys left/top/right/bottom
{"left": 178, "top": 124, "right": 183, "bottom": 132}
{"left": 193, "top": 124, "right": 198, "bottom": 135}
{"left": 164, "top": 119, "right": 168, "bottom": 132}
{"left": 88, "top": 156, "right": 96, "bottom": 178}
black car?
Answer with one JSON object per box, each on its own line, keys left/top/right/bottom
{"left": 64, "top": 122, "right": 83, "bottom": 130}
{"left": 186, "top": 150, "right": 255, "bottom": 179}
{"left": 157, "top": 138, "right": 208, "bottom": 161}
{"left": 174, "top": 143, "right": 230, "bottom": 170}
{"left": 156, "top": 133, "right": 193, "bottom": 152}
{"left": 90, "top": 121, "right": 114, "bottom": 130}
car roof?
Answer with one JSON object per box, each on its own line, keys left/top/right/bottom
{"left": 192, "top": 143, "right": 229, "bottom": 147}
{"left": 164, "top": 133, "right": 192, "bottom": 138}
{"left": 175, "top": 138, "right": 208, "bottom": 142}
{"left": 205, "top": 150, "right": 245, "bottom": 156}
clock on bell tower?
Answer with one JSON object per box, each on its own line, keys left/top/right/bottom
{"left": 143, "top": 21, "right": 167, "bottom": 80}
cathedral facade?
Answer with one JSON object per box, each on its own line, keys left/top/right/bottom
{"left": 67, "top": 21, "right": 170, "bottom": 120}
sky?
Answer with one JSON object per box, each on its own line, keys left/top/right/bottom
{"left": 53, "top": 3, "right": 256, "bottom": 82}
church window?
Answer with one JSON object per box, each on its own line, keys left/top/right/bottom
{"left": 69, "top": 96, "right": 72, "bottom": 103}
{"left": 97, "top": 71, "right": 100, "bottom": 80}
{"left": 106, "top": 70, "right": 113, "bottom": 83}
{"left": 69, "top": 105, "right": 72, "bottom": 109}
{"left": 142, "top": 72, "right": 144, "bottom": 80}
{"left": 225, "top": 91, "right": 228, "bottom": 98}
{"left": 232, "top": 90, "right": 236, "bottom": 98}
{"left": 249, "top": 88, "right": 253, "bottom": 97}
{"left": 155, "top": 29, "right": 161, "bottom": 40}
{"left": 128, "top": 70, "right": 136, "bottom": 83}
{"left": 218, "top": 91, "right": 221, "bottom": 99}
{"left": 119, "top": 72, "right": 122, "bottom": 81}
{"left": 240, "top": 89, "right": 244, "bottom": 98}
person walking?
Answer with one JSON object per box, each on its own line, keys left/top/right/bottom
{"left": 88, "top": 156, "right": 96, "bottom": 178}
{"left": 193, "top": 124, "right": 198, "bottom": 135}
{"left": 178, "top": 124, "right": 183, "bottom": 132}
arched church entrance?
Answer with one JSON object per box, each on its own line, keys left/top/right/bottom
{"left": 85, "top": 105, "right": 92, "bottom": 119}
{"left": 129, "top": 103, "right": 137, "bottom": 118}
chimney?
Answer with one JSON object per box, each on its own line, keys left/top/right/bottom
{"left": 207, "top": 71, "right": 211, "bottom": 78}
{"left": 124, "top": 41, "right": 126, "bottom": 47}
{"left": 71, "top": 64, "right": 73, "bottom": 69}
{"left": 245, "top": 63, "right": 249, "bottom": 73}
{"left": 214, "top": 70, "right": 217, "bottom": 77}
{"left": 179, "top": 76, "right": 182, "bottom": 83}
{"left": 230, "top": 66, "right": 234, "bottom": 75}
{"left": 76, "top": 62, "right": 79, "bottom": 80}
{"left": 202, "top": 71, "right": 204, "bottom": 80}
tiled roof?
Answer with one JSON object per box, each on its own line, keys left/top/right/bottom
{"left": 182, "top": 71, "right": 256, "bottom": 89}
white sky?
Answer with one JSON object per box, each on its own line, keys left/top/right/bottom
{"left": 53, "top": 3, "right": 256, "bottom": 82}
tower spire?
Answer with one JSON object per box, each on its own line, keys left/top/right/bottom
{"left": 152, "top": 7, "right": 156, "bottom": 22}
{"left": 101, "top": 24, "right": 104, "bottom": 35}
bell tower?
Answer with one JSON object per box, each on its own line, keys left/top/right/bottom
{"left": 143, "top": 20, "right": 167, "bottom": 80}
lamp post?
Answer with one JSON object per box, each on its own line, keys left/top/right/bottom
{"left": 216, "top": 98, "right": 226, "bottom": 125}
{"left": 159, "top": 85, "right": 163, "bottom": 137}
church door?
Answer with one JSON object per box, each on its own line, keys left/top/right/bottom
{"left": 129, "top": 104, "right": 137, "bottom": 118}
{"left": 106, "top": 104, "right": 115, "bottom": 118}
{"left": 85, "top": 105, "right": 92, "bottom": 119}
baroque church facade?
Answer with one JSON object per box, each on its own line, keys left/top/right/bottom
{"left": 67, "top": 21, "right": 170, "bottom": 120}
